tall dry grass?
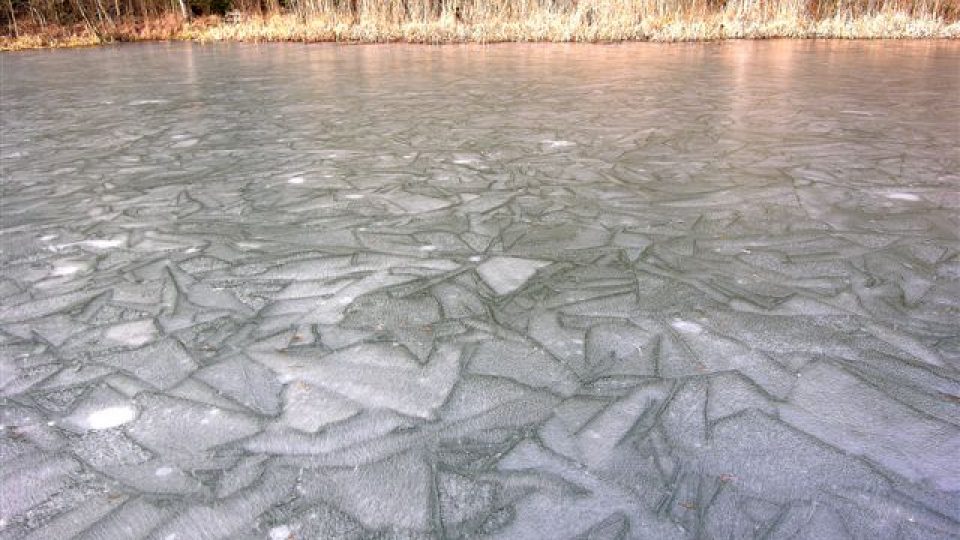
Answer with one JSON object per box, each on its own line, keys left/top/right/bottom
{"left": 196, "top": 0, "right": 960, "bottom": 43}
{"left": 3, "top": 0, "right": 959, "bottom": 50}
{"left": 1, "top": 15, "right": 200, "bottom": 49}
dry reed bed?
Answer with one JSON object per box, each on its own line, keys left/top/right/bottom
{"left": 196, "top": 10, "right": 960, "bottom": 43}
{"left": 3, "top": 0, "right": 959, "bottom": 50}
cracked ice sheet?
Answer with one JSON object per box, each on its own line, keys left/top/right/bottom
{"left": 2, "top": 40, "right": 960, "bottom": 539}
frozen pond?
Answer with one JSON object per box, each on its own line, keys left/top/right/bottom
{"left": 2, "top": 41, "right": 959, "bottom": 539}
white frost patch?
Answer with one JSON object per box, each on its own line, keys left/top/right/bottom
{"left": 78, "top": 238, "right": 126, "bottom": 249}
{"left": 419, "top": 245, "right": 437, "bottom": 252}
{"left": 287, "top": 176, "right": 305, "bottom": 184}
{"left": 269, "top": 525, "right": 291, "bottom": 540}
{"left": 85, "top": 405, "right": 137, "bottom": 430}
{"left": 476, "top": 256, "right": 551, "bottom": 295}
{"left": 199, "top": 408, "right": 221, "bottom": 425}
{"left": 155, "top": 466, "right": 174, "bottom": 477}
{"left": 543, "top": 140, "right": 576, "bottom": 148}
{"left": 885, "top": 192, "right": 921, "bottom": 201}
{"left": 51, "top": 262, "right": 84, "bottom": 276}
{"left": 53, "top": 237, "right": 126, "bottom": 251}
{"left": 344, "top": 193, "right": 365, "bottom": 199}
{"left": 671, "top": 319, "right": 703, "bottom": 334}
{"left": 105, "top": 320, "right": 158, "bottom": 347}
{"left": 171, "top": 139, "right": 198, "bottom": 148}
{"left": 130, "top": 99, "right": 169, "bottom": 105}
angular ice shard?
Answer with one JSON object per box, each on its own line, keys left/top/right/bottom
{"left": 251, "top": 341, "right": 461, "bottom": 419}
{"left": 437, "top": 471, "right": 498, "bottom": 528}
{"left": 103, "top": 319, "right": 158, "bottom": 348}
{"left": 97, "top": 338, "right": 199, "bottom": 390}
{"left": 541, "top": 382, "right": 671, "bottom": 468}
{"left": 699, "top": 410, "right": 888, "bottom": 502}
{"left": 126, "top": 393, "right": 261, "bottom": 456}
{"left": 280, "top": 382, "right": 361, "bottom": 433}
{"left": 780, "top": 362, "right": 960, "bottom": 491}
{"left": 146, "top": 465, "right": 297, "bottom": 540}
{"left": 216, "top": 455, "right": 269, "bottom": 498}
{"left": 383, "top": 192, "right": 453, "bottom": 214}
{"left": 0, "top": 454, "right": 81, "bottom": 521}
{"left": 495, "top": 440, "right": 685, "bottom": 540}
{"left": 583, "top": 322, "right": 655, "bottom": 377}
{"left": 467, "top": 339, "right": 579, "bottom": 396}
{"left": 195, "top": 356, "right": 283, "bottom": 415}
{"left": 108, "top": 460, "right": 204, "bottom": 494}
{"left": 73, "top": 498, "right": 175, "bottom": 540}
{"left": 476, "top": 257, "right": 551, "bottom": 295}
{"left": 299, "top": 451, "right": 433, "bottom": 530}
{"left": 19, "top": 498, "right": 125, "bottom": 540}
{"left": 69, "top": 428, "right": 152, "bottom": 469}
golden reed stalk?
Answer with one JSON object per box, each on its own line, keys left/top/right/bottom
{"left": 3, "top": 0, "right": 959, "bottom": 50}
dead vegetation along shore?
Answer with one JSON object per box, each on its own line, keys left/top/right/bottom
{"left": 3, "top": 0, "right": 959, "bottom": 50}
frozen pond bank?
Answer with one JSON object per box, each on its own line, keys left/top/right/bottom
{"left": 1, "top": 41, "right": 959, "bottom": 539}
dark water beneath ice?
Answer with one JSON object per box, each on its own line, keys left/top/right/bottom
{"left": 1, "top": 41, "right": 959, "bottom": 539}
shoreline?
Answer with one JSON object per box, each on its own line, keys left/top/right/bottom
{"left": 3, "top": 11, "right": 958, "bottom": 51}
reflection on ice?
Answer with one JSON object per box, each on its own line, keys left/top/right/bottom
{"left": 82, "top": 406, "right": 137, "bottom": 431}
{"left": 885, "top": 192, "right": 921, "bottom": 201}
{"left": 1, "top": 40, "right": 959, "bottom": 539}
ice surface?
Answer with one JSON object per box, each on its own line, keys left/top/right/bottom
{"left": 2, "top": 41, "right": 959, "bottom": 539}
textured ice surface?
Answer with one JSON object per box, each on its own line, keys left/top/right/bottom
{"left": 2, "top": 41, "right": 960, "bottom": 539}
